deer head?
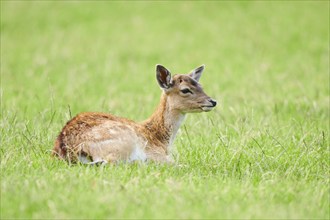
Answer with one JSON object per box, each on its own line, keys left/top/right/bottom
{"left": 156, "top": 64, "right": 217, "bottom": 113}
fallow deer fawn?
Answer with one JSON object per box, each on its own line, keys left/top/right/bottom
{"left": 53, "top": 65, "right": 217, "bottom": 164}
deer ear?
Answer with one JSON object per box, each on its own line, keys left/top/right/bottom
{"left": 189, "top": 65, "right": 205, "bottom": 82}
{"left": 156, "top": 64, "right": 172, "bottom": 89}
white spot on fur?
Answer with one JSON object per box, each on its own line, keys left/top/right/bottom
{"left": 129, "top": 146, "right": 147, "bottom": 162}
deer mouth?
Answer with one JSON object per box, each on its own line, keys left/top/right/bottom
{"left": 201, "top": 106, "right": 215, "bottom": 112}
{"left": 201, "top": 99, "right": 217, "bottom": 112}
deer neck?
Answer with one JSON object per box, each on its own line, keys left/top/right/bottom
{"left": 142, "top": 93, "right": 186, "bottom": 152}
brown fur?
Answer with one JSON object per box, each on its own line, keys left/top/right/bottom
{"left": 53, "top": 65, "right": 216, "bottom": 164}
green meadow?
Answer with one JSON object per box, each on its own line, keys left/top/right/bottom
{"left": 1, "top": 1, "right": 329, "bottom": 219}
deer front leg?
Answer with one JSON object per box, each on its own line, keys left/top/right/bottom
{"left": 80, "top": 137, "right": 148, "bottom": 164}
{"left": 145, "top": 149, "right": 175, "bottom": 164}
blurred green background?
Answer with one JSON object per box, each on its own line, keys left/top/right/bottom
{"left": 2, "top": 1, "right": 328, "bottom": 118}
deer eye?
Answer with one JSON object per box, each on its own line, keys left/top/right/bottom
{"left": 181, "top": 88, "right": 193, "bottom": 94}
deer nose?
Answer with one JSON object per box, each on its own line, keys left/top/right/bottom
{"left": 209, "top": 99, "right": 217, "bottom": 107}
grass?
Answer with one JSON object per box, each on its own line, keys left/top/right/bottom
{"left": 1, "top": 1, "right": 329, "bottom": 219}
